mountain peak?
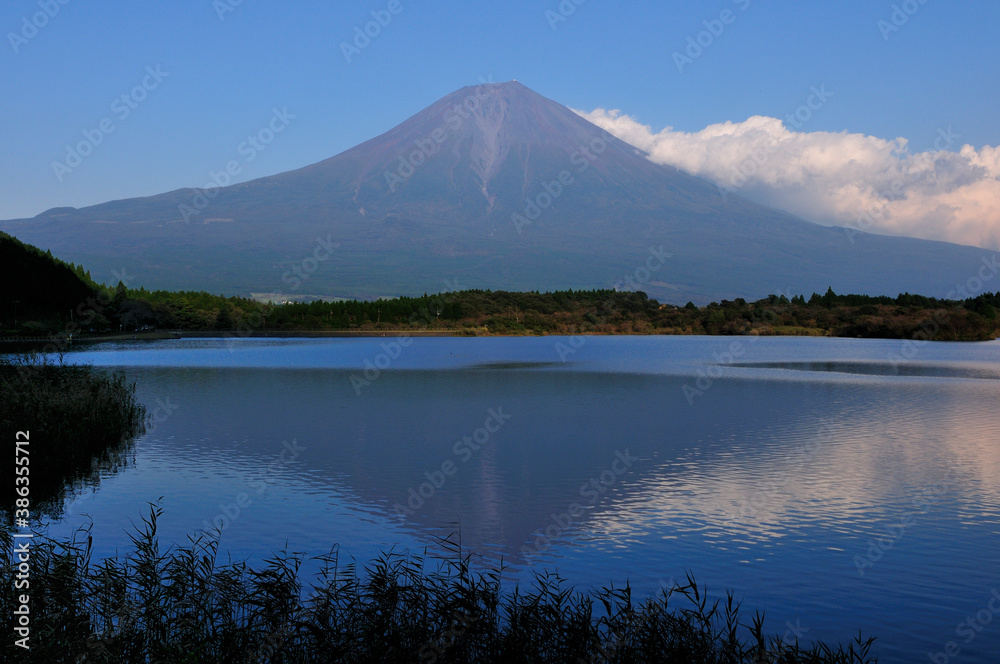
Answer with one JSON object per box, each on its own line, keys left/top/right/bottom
{"left": 465, "top": 79, "right": 529, "bottom": 92}
{"left": 320, "top": 79, "right": 672, "bottom": 210}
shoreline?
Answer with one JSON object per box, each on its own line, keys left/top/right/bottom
{"left": 2, "top": 327, "right": 997, "bottom": 345}
{"left": 0, "top": 328, "right": 814, "bottom": 344}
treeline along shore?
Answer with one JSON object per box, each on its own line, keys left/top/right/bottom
{"left": 8, "top": 284, "right": 1000, "bottom": 344}
{"left": 3, "top": 229, "right": 998, "bottom": 342}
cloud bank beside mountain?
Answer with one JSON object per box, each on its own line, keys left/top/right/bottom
{"left": 577, "top": 109, "right": 1000, "bottom": 251}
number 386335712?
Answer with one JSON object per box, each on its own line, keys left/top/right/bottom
{"left": 14, "top": 431, "right": 30, "bottom": 515}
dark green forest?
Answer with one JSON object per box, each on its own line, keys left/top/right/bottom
{"left": 3, "top": 231, "right": 997, "bottom": 341}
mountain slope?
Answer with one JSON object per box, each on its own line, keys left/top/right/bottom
{"left": 1, "top": 81, "right": 994, "bottom": 303}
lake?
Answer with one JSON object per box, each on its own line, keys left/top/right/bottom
{"left": 38, "top": 335, "right": 1000, "bottom": 663}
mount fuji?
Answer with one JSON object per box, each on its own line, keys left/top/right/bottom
{"left": 1, "top": 81, "right": 991, "bottom": 303}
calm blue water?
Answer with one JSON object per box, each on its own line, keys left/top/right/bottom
{"left": 37, "top": 336, "right": 1000, "bottom": 662}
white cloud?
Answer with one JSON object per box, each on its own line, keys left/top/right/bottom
{"left": 576, "top": 108, "right": 1000, "bottom": 250}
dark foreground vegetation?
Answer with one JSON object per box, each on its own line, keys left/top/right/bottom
{"left": 2, "top": 229, "right": 997, "bottom": 341}
{"left": 0, "top": 353, "right": 146, "bottom": 516}
{"left": 1, "top": 507, "right": 876, "bottom": 663}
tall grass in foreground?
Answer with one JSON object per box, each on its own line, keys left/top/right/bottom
{"left": 0, "top": 352, "right": 146, "bottom": 516}
{"left": 1, "top": 506, "right": 876, "bottom": 663}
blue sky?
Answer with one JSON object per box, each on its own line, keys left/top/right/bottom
{"left": 2, "top": 0, "right": 999, "bottom": 245}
